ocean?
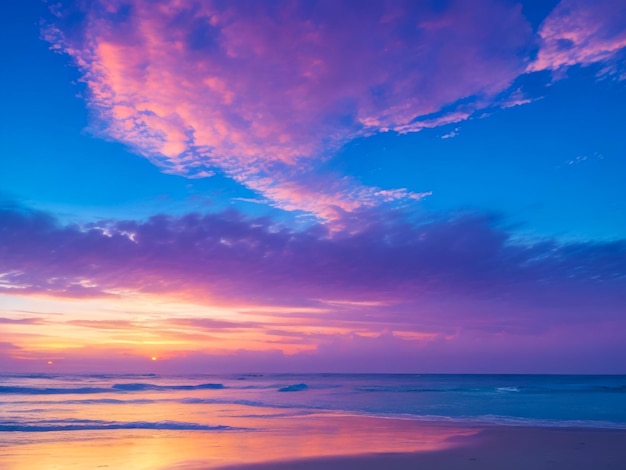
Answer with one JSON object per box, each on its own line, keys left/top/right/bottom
{"left": 1, "top": 374, "right": 625, "bottom": 468}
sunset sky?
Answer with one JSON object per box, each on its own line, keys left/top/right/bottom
{"left": 1, "top": 0, "right": 625, "bottom": 374}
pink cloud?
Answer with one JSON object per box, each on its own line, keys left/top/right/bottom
{"left": 529, "top": 0, "right": 626, "bottom": 76}
{"left": 44, "top": 0, "right": 534, "bottom": 218}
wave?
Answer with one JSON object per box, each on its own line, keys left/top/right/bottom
{"left": 355, "top": 385, "right": 626, "bottom": 394}
{"left": 1, "top": 396, "right": 317, "bottom": 408}
{"left": 0, "top": 418, "right": 237, "bottom": 433}
{"left": 278, "top": 383, "right": 308, "bottom": 392}
{"left": 0, "top": 373, "right": 159, "bottom": 381}
{"left": 0, "top": 382, "right": 224, "bottom": 395}
{"left": 57, "top": 398, "right": 157, "bottom": 405}
{"left": 0, "top": 386, "right": 111, "bottom": 395}
{"left": 496, "top": 387, "right": 520, "bottom": 393}
{"left": 179, "top": 397, "right": 326, "bottom": 412}
{"left": 347, "top": 411, "right": 626, "bottom": 430}
{"left": 111, "top": 383, "right": 224, "bottom": 391}
{"left": 230, "top": 382, "right": 340, "bottom": 391}
{"left": 516, "top": 385, "right": 626, "bottom": 394}
{"left": 0, "top": 398, "right": 160, "bottom": 407}
{"left": 355, "top": 385, "right": 483, "bottom": 393}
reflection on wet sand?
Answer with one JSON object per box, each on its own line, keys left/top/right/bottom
{"left": 0, "top": 414, "right": 478, "bottom": 469}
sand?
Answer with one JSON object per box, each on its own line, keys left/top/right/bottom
{"left": 216, "top": 425, "right": 626, "bottom": 470}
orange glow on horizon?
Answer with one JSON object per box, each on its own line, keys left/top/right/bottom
{"left": 1, "top": 291, "right": 435, "bottom": 368}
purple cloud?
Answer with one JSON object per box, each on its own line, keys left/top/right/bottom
{"left": 1, "top": 204, "right": 625, "bottom": 338}
{"left": 0, "top": 317, "right": 43, "bottom": 325}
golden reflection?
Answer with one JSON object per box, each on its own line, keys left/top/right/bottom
{"left": 0, "top": 411, "right": 478, "bottom": 470}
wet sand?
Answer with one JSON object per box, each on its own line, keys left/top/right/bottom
{"left": 217, "top": 425, "right": 626, "bottom": 470}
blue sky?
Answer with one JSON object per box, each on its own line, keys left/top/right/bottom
{"left": 333, "top": 65, "right": 626, "bottom": 241}
{"left": 2, "top": 1, "right": 624, "bottom": 240}
{"left": 1, "top": 0, "right": 625, "bottom": 373}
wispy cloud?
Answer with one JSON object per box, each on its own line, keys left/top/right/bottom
{"left": 0, "top": 317, "right": 43, "bottom": 325}
{"left": 41, "top": 1, "right": 626, "bottom": 219}
{"left": 164, "top": 317, "right": 261, "bottom": 331}
{"left": 65, "top": 319, "right": 137, "bottom": 330}
{"left": 44, "top": 0, "right": 537, "bottom": 218}
{"left": 529, "top": 0, "right": 626, "bottom": 77}
{"left": 440, "top": 127, "right": 460, "bottom": 140}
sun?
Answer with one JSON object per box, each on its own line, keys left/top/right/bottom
{"left": 151, "top": 356, "right": 157, "bottom": 361}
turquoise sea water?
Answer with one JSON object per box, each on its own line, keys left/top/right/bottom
{"left": 1, "top": 373, "right": 626, "bottom": 435}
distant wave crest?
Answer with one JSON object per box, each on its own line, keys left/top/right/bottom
{"left": 355, "top": 385, "right": 626, "bottom": 394}
{"left": 0, "top": 382, "right": 224, "bottom": 395}
{"left": 111, "top": 382, "right": 224, "bottom": 391}
{"left": 0, "top": 418, "right": 237, "bottom": 433}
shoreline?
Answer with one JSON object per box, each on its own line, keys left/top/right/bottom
{"left": 3, "top": 395, "right": 626, "bottom": 470}
{"left": 2, "top": 413, "right": 626, "bottom": 469}
{"left": 313, "top": 410, "right": 626, "bottom": 431}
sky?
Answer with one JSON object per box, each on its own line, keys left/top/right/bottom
{"left": 1, "top": 0, "right": 625, "bottom": 374}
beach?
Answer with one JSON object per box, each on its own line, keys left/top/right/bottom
{"left": 4, "top": 1, "right": 626, "bottom": 468}
{"left": 217, "top": 425, "right": 626, "bottom": 470}
{"left": 1, "top": 373, "right": 626, "bottom": 469}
